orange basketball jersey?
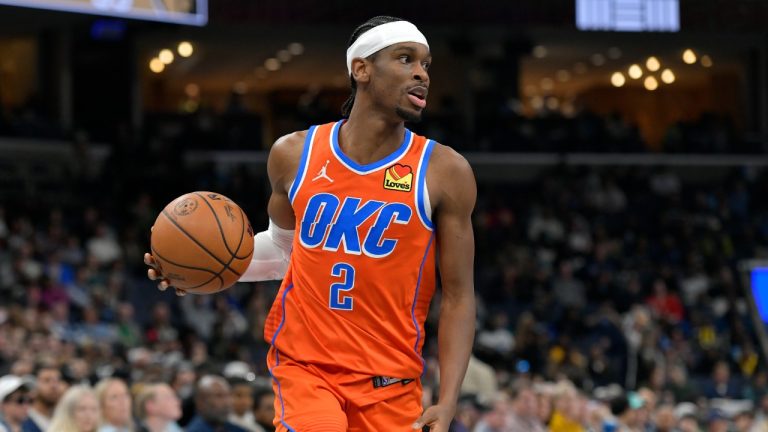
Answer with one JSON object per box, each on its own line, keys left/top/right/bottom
{"left": 264, "top": 120, "right": 437, "bottom": 381}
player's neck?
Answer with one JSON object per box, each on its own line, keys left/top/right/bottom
{"left": 341, "top": 107, "right": 406, "bottom": 165}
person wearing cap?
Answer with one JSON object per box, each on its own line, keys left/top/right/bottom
{"left": 0, "top": 375, "right": 32, "bottom": 432}
{"left": 145, "top": 14, "right": 476, "bottom": 432}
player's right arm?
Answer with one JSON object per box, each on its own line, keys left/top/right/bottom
{"left": 236, "top": 131, "right": 304, "bottom": 281}
{"left": 145, "top": 131, "right": 306, "bottom": 294}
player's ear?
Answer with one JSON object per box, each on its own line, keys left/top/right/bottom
{"left": 351, "top": 58, "right": 371, "bottom": 84}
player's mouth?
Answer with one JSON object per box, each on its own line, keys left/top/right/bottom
{"left": 406, "top": 86, "right": 428, "bottom": 109}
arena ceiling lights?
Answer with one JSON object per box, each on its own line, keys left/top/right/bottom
{"left": 0, "top": 0, "right": 208, "bottom": 26}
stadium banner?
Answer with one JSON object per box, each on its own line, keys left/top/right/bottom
{"left": 0, "top": 0, "right": 207, "bottom": 26}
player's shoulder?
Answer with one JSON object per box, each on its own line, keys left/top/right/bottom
{"left": 267, "top": 130, "right": 310, "bottom": 187}
{"left": 270, "top": 130, "right": 308, "bottom": 157}
{"left": 428, "top": 142, "right": 473, "bottom": 179}
{"left": 425, "top": 142, "right": 476, "bottom": 211}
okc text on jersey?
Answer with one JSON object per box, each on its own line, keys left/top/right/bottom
{"left": 299, "top": 193, "right": 412, "bottom": 258}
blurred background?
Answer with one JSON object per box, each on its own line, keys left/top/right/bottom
{"left": 1, "top": 1, "right": 768, "bottom": 431}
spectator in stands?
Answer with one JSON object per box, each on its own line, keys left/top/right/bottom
{"left": 227, "top": 379, "right": 258, "bottom": 432}
{"left": 753, "top": 394, "right": 768, "bottom": 431}
{"left": 95, "top": 378, "right": 134, "bottom": 432}
{"left": 169, "top": 366, "right": 196, "bottom": 427}
{"left": 22, "top": 364, "right": 64, "bottom": 432}
{"left": 507, "top": 381, "right": 546, "bottom": 432}
{"left": 609, "top": 394, "right": 637, "bottom": 432}
{"left": 654, "top": 404, "right": 677, "bottom": 432}
{"left": 473, "top": 393, "right": 510, "bottom": 432}
{"left": 251, "top": 388, "right": 274, "bottom": 432}
{"left": 666, "top": 364, "right": 697, "bottom": 403}
{"left": 548, "top": 384, "right": 585, "bottom": 432}
{"left": 134, "top": 384, "right": 182, "bottom": 432}
{"left": 47, "top": 385, "right": 99, "bottom": 432}
{"left": 676, "top": 413, "right": 701, "bottom": 432}
{"left": 732, "top": 410, "right": 754, "bottom": 432}
{"left": 86, "top": 224, "right": 121, "bottom": 266}
{"left": 185, "top": 375, "right": 246, "bottom": 432}
{"left": 703, "top": 361, "right": 743, "bottom": 399}
{"left": 115, "top": 304, "right": 142, "bottom": 349}
{"left": 0, "top": 375, "right": 32, "bottom": 432}
{"left": 450, "top": 394, "right": 483, "bottom": 432}
{"left": 646, "top": 279, "right": 684, "bottom": 324}
{"left": 459, "top": 355, "right": 498, "bottom": 407}
{"left": 707, "top": 410, "right": 729, "bottom": 432}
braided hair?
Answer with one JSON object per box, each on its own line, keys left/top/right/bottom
{"left": 340, "top": 15, "right": 404, "bottom": 118}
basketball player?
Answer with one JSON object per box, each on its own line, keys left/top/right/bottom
{"left": 145, "top": 16, "right": 476, "bottom": 432}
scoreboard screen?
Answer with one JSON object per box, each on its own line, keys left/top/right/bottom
{"left": 0, "top": 0, "right": 207, "bottom": 26}
{"left": 577, "top": 0, "right": 679, "bottom": 32}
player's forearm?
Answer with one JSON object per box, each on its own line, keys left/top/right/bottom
{"left": 238, "top": 220, "right": 294, "bottom": 282}
{"left": 436, "top": 291, "right": 476, "bottom": 407}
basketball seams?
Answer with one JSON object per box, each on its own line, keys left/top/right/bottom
{"left": 192, "top": 192, "right": 239, "bottom": 257}
{"left": 191, "top": 192, "right": 251, "bottom": 270}
{"left": 235, "top": 206, "right": 255, "bottom": 259}
{"left": 160, "top": 209, "right": 243, "bottom": 277}
{"left": 151, "top": 246, "right": 224, "bottom": 292}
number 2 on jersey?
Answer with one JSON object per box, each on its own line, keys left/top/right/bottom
{"left": 329, "top": 263, "right": 355, "bottom": 310}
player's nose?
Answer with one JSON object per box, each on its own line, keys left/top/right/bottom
{"left": 413, "top": 64, "right": 429, "bottom": 84}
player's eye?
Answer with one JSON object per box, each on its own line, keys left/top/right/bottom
{"left": 399, "top": 55, "right": 410, "bottom": 64}
{"left": 422, "top": 62, "right": 431, "bottom": 71}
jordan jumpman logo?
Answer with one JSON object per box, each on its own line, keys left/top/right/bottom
{"left": 312, "top": 160, "right": 334, "bottom": 183}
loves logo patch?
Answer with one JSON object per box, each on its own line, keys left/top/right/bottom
{"left": 384, "top": 164, "right": 413, "bottom": 192}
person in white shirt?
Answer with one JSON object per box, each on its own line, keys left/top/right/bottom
{"left": 95, "top": 378, "right": 134, "bottom": 432}
{"left": 135, "top": 384, "right": 183, "bottom": 432}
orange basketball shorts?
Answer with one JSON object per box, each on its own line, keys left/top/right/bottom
{"left": 267, "top": 347, "right": 423, "bottom": 431}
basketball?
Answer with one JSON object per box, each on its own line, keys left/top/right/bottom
{"left": 150, "top": 192, "right": 255, "bottom": 294}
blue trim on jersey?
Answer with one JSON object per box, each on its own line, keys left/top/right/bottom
{"left": 288, "top": 126, "right": 317, "bottom": 203}
{"left": 331, "top": 120, "right": 413, "bottom": 173}
{"left": 417, "top": 140, "right": 435, "bottom": 230}
{"left": 268, "top": 284, "right": 296, "bottom": 432}
{"left": 411, "top": 233, "right": 434, "bottom": 376}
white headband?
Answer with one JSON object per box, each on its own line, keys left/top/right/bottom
{"left": 346, "top": 20, "right": 429, "bottom": 75}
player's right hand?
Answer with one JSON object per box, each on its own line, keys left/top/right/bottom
{"left": 144, "top": 252, "right": 187, "bottom": 297}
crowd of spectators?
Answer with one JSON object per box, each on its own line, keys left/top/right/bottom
{"left": 2, "top": 126, "right": 768, "bottom": 431}
{"left": 1, "top": 88, "right": 757, "bottom": 154}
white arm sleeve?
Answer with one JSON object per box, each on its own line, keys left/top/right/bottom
{"left": 238, "top": 220, "right": 294, "bottom": 282}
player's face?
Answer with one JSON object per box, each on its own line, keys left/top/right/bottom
{"left": 370, "top": 42, "right": 431, "bottom": 123}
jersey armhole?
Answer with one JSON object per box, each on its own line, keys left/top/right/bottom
{"left": 287, "top": 125, "right": 318, "bottom": 204}
{"left": 415, "top": 139, "right": 435, "bottom": 230}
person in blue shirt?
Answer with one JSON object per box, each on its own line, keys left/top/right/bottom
{"left": 185, "top": 376, "right": 247, "bottom": 432}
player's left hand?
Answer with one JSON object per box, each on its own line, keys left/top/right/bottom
{"left": 412, "top": 404, "right": 455, "bottom": 432}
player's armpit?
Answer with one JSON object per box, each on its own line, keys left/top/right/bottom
{"left": 266, "top": 131, "right": 306, "bottom": 229}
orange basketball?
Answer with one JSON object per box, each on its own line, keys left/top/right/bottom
{"left": 150, "top": 191, "right": 254, "bottom": 294}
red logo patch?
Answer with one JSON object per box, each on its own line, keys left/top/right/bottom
{"left": 387, "top": 164, "right": 412, "bottom": 181}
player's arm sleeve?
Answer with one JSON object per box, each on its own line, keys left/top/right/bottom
{"left": 238, "top": 220, "right": 294, "bottom": 281}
